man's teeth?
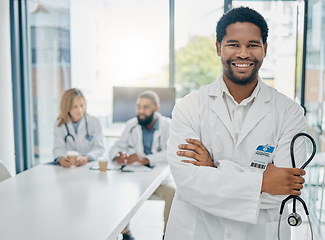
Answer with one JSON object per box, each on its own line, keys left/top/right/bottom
{"left": 235, "top": 63, "right": 250, "bottom": 67}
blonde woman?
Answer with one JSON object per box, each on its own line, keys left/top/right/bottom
{"left": 53, "top": 88, "right": 105, "bottom": 167}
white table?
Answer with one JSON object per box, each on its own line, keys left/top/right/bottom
{"left": 0, "top": 163, "right": 170, "bottom": 240}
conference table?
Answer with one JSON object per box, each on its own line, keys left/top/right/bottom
{"left": 0, "top": 162, "right": 170, "bottom": 240}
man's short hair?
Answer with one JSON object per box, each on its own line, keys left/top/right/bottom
{"left": 216, "top": 7, "right": 269, "bottom": 44}
{"left": 138, "top": 90, "right": 160, "bottom": 107}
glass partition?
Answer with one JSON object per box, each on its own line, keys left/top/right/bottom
{"left": 233, "top": 1, "right": 299, "bottom": 99}
{"left": 174, "top": 0, "right": 224, "bottom": 99}
{"left": 304, "top": 0, "right": 325, "bottom": 237}
{"left": 27, "top": 0, "right": 71, "bottom": 165}
{"left": 25, "top": 0, "right": 170, "bottom": 165}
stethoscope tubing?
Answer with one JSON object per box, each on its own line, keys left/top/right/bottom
{"left": 278, "top": 132, "right": 316, "bottom": 240}
{"left": 290, "top": 132, "right": 316, "bottom": 169}
{"left": 129, "top": 123, "right": 162, "bottom": 152}
{"left": 64, "top": 115, "right": 90, "bottom": 143}
{"left": 278, "top": 212, "right": 313, "bottom": 240}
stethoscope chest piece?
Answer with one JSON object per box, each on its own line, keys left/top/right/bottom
{"left": 288, "top": 212, "right": 302, "bottom": 227}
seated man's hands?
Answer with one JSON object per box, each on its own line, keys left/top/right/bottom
{"left": 114, "top": 152, "right": 149, "bottom": 166}
{"left": 177, "top": 138, "right": 214, "bottom": 167}
{"left": 114, "top": 152, "right": 128, "bottom": 165}
{"left": 262, "top": 163, "right": 306, "bottom": 196}
{"left": 127, "top": 154, "right": 149, "bottom": 165}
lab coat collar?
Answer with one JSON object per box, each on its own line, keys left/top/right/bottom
{"left": 67, "top": 115, "right": 86, "bottom": 134}
{"left": 208, "top": 74, "right": 272, "bottom": 103}
{"left": 237, "top": 81, "right": 273, "bottom": 146}
{"left": 141, "top": 115, "right": 159, "bottom": 132}
{"left": 208, "top": 75, "right": 234, "bottom": 141}
{"left": 208, "top": 75, "right": 274, "bottom": 146}
{"left": 135, "top": 112, "right": 164, "bottom": 133}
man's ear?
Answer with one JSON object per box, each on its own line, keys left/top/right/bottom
{"left": 216, "top": 42, "right": 222, "bottom": 56}
{"left": 263, "top": 43, "right": 268, "bottom": 58}
{"left": 155, "top": 105, "right": 160, "bottom": 112}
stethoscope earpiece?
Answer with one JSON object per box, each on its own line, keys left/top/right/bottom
{"left": 288, "top": 212, "right": 302, "bottom": 227}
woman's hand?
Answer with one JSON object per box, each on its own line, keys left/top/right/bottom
{"left": 76, "top": 156, "right": 90, "bottom": 166}
{"left": 58, "top": 157, "right": 71, "bottom": 168}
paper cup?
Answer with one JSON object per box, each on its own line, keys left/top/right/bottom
{"left": 98, "top": 157, "right": 108, "bottom": 172}
{"left": 67, "top": 151, "right": 78, "bottom": 166}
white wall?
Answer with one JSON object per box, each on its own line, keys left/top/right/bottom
{"left": 0, "top": 0, "right": 16, "bottom": 176}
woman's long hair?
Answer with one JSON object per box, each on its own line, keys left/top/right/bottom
{"left": 57, "top": 88, "right": 87, "bottom": 127}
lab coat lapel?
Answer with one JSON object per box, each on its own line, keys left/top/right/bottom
{"left": 209, "top": 78, "right": 234, "bottom": 138}
{"left": 78, "top": 116, "right": 86, "bottom": 133}
{"left": 65, "top": 121, "right": 78, "bottom": 148}
{"left": 67, "top": 121, "right": 77, "bottom": 137}
{"left": 237, "top": 81, "right": 273, "bottom": 146}
{"left": 135, "top": 125, "right": 144, "bottom": 153}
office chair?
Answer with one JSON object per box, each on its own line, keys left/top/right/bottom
{"left": 0, "top": 160, "right": 11, "bottom": 182}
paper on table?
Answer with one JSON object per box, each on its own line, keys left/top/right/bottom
{"left": 89, "top": 162, "right": 152, "bottom": 172}
{"left": 122, "top": 164, "right": 152, "bottom": 172}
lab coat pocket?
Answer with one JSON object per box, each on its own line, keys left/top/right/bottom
{"left": 265, "top": 217, "right": 290, "bottom": 240}
{"left": 165, "top": 199, "right": 198, "bottom": 240}
{"left": 264, "top": 207, "right": 290, "bottom": 240}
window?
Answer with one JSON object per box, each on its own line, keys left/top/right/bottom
{"left": 303, "top": 0, "right": 325, "bottom": 234}
{"left": 174, "top": 0, "right": 224, "bottom": 98}
{"left": 25, "top": 0, "right": 170, "bottom": 165}
{"left": 233, "top": 1, "right": 299, "bottom": 99}
{"left": 27, "top": 0, "right": 71, "bottom": 165}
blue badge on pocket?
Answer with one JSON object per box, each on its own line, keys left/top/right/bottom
{"left": 250, "top": 144, "right": 276, "bottom": 171}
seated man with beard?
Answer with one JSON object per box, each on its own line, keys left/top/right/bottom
{"left": 109, "top": 90, "right": 175, "bottom": 240}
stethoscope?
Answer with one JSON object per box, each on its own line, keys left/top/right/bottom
{"left": 129, "top": 124, "right": 162, "bottom": 152}
{"left": 64, "top": 115, "right": 90, "bottom": 143}
{"left": 278, "top": 132, "right": 316, "bottom": 240}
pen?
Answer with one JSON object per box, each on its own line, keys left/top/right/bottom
{"left": 120, "top": 164, "right": 134, "bottom": 172}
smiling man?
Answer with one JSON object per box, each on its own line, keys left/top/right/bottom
{"left": 165, "top": 7, "right": 306, "bottom": 240}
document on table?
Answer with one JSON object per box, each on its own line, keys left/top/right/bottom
{"left": 89, "top": 162, "right": 152, "bottom": 172}
{"left": 122, "top": 164, "right": 152, "bottom": 172}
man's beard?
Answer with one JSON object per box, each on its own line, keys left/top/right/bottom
{"left": 224, "top": 59, "right": 260, "bottom": 85}
{"left": 137, "top": 111, "right": 155, "bottom": 126}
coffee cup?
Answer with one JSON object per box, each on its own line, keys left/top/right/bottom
{"left": 98, "top": 157, "right": 108, "bottom": 171}
{"left": 67, "top": 151, "right": 78, "bottom": 166}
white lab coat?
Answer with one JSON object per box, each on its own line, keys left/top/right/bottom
{"left": 52, "top": 114, "right": 105, "bottom": 161}
{"left": 109, "top": 112, "right": 171, "bottom": 166}
{"left": 165, "top": 76, "right": 306, "bottom": 240}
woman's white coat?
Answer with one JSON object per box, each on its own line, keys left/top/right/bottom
{"left": 53, "top": 114, "right": 105, "bottom": 160}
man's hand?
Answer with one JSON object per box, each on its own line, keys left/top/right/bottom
{"left": 114, "top": 152, "right": 128, "bottom": 165}
{"left": 58, "top": 157, "right": 71, "bottom": 168}
{"left": 262, "top": 163, "right": 306, "bottom": 196}
{"left": 127, "top": 154, "right": 150, "bottom": 165}
{"left": 76, "top": 156, "right": 90, "bottom": 166}
{"left": 177, "top": 138, "right": 214, "bottom": 167}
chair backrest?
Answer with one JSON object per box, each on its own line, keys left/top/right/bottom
{"left": 0, "top": 160, "right": 11, "bottom": 182}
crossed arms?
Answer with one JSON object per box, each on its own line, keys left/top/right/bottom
{"left": 178, "top": 138, "right": 305, "bottom": 196}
